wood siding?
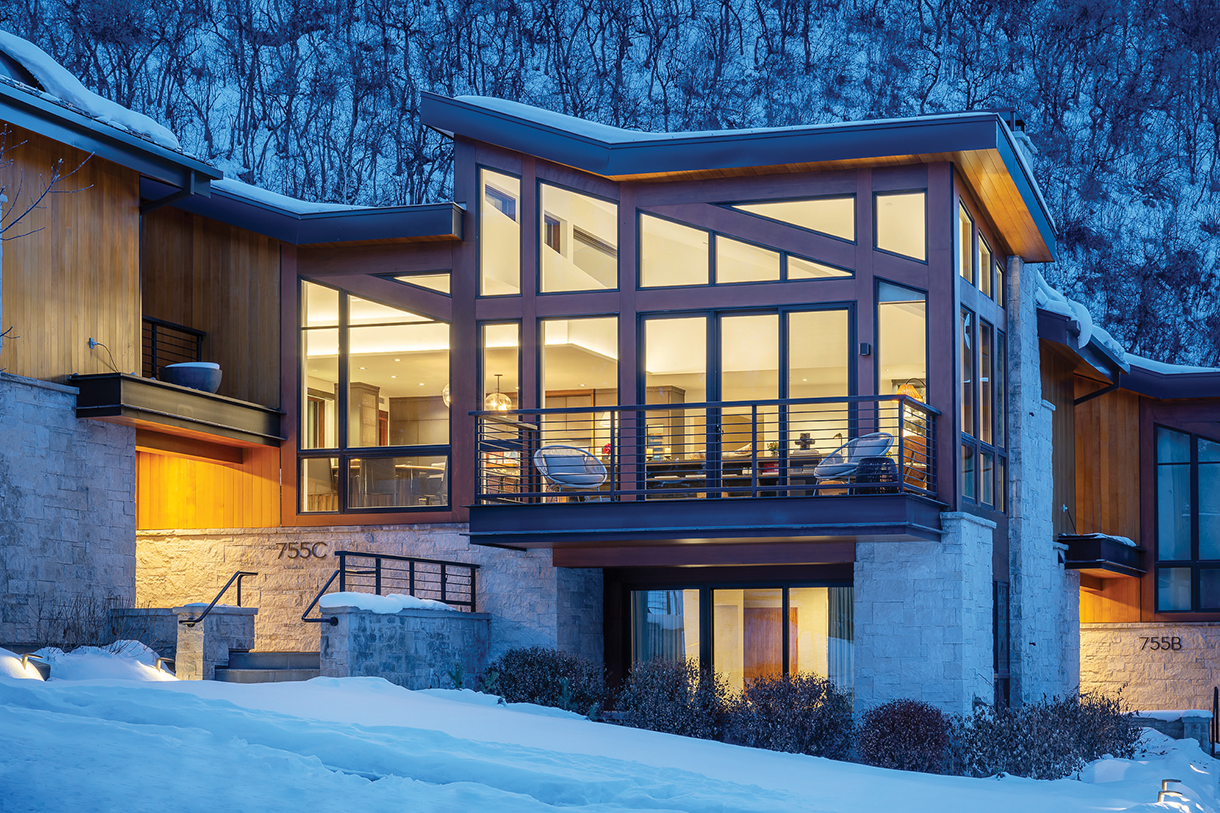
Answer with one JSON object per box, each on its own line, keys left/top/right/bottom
{"left": 136, "top": 443, "right": 279, "bottom": 529}
{"left": 0, "top": 124, "right": 140, "bottom": 380}
{"left": 1074, "top": 384, "right": 1141, "bottom": 540}
{"left": 141, "top": 207, "right": 281, "bottom": 408}
{"left": 1040, "top": 344, "right": 1076, "bottom": 538}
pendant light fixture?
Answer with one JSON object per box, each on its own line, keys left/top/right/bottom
{"left": 485, "top": 374, "right": 511, "bottom": 412}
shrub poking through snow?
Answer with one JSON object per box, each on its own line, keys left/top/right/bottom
{"left": 858, "top": 699, "right": 951, "bottom": 773}
{"left": 616, "top": 658, "right": 728, "bottom": 740}
{"left": 483, "top": 647, "right": 606, "bottom": 715}
{"left": 725, "top": 673, "right": 853, "bottom": 759}
{"left": 949, "top": 693, "right": 1140, "bottom": 780}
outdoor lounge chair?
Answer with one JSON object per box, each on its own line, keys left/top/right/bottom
{"left": 812, "top": 432, "right": 895, "bottom": 490}
{"left": 533, "top": 445, "right": 608, "bottom": 499}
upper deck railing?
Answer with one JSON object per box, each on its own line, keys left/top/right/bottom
{"left": 474, "top": 394, "right": 938, "bottom": 505}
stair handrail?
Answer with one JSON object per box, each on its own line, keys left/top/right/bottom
{"left": 301, "top": 568, "right": 341, "bottom": 626}
{"left": 179, "top": 571, "right": 259, "bottom": 626}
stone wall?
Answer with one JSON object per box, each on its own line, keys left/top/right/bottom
{"left": 173, "top": 605, "right": 257, "bottom": 680}
{"left": 321, "top": 605, "right": 491, "bottom": 689}
{"left": 136, "top": 525, "right": 603, "bottom": 662}
{"left": 1081, "top": 623, "right": 1220, "bottom": 712}
{"left": 853, "top": 512, "right": 996, "bottom": 716}
{"left": 1005, "top": 256, "right": 1080, "bottom": 704}
{"left": 0, "top": 373, "right": 136, "bottom": 645}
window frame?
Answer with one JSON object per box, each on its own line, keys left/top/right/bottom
{"left": 536, "top": 178, "right": 621, "bottom": 295}
{"left": 719, "top": 193, "right": 858, "bottom": 245}
{"left": 297, "top": 278, "right": 451, "bottom": 514}
{"left": 1154, "top": 425, "right": 1220, "bottom": 613}
{"left": 872, "top": 189, "right": 929, "bottom": 264}
{"left": 477, "top": 165, "right": 524, "bottom": 299}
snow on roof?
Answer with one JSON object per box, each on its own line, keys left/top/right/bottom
{"left": 1125, "top": 354, "right": 1220, "bottom": 375}
{"left": 1035, "top": 268, "right": 1128, "bottom": 365}
{"left": 456, "top": 95, "right": 1006, "bottom": 144}
{"left": 211, "top": 178, "right": 364, "bottom": 215}
{"left": 0, "top": 30, "right": 180, "bottom": 150}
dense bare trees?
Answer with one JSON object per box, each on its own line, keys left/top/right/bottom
{"left": 2, "top": 0, "right": 1218, "bottom": 363}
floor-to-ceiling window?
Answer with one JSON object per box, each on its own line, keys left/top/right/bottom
{"left": 630, "top": 583, "right": 853, "bottom": 693}
{"left": 299, "top": 280, "right": 450, "bottom": 513}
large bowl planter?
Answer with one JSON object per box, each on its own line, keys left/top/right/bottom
{"left": 162, "top": 362, "right": 222, "bottom": 393}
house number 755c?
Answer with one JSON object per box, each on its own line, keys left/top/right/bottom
{"left": 278, "top": 541, "right": 328, "bottom": 559}
{"left": 1140, "top": 636, "right": 1182, "bottom": 651}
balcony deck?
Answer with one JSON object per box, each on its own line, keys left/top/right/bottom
{"left": 470, "top": 395, "right": 944, "bottom": 553}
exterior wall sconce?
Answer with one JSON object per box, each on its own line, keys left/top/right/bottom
{"left": 859, "top": 342, "right": 872, "bottom": 356}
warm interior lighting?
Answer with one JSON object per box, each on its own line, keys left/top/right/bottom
{"left": 898, "top": 381, "right": 924, "bottom": 401}
{"left": 485, "top": 374, "right": 512, "bottom": 412}
{"left": 442, "top": 384, "right": 451, "bottom": 407}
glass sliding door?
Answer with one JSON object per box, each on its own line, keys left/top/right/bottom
{"left": 642, "top": 317, "right": 707, "bottom": 474}
{"left": 631, "top": 589, "right": 701, "bottom": 664}
{"left": 720, "top": 314, "right": 778, "bottom": 477}
{"left": 540, "top": 317, "right": 618, "bottom": 454}
{"left": 788, "top": 309, "right": 850, "bottom": 466}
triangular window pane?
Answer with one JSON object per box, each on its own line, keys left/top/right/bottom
{"left": 394, "top": 272, "right": 451, "bottom": 295}
{"left": 732, "top": 197, "right": 854, "bottom": 241}
{"left": 787, "top": 256, "right": 852, "bottom": 280}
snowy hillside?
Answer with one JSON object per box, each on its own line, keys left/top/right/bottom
{"left": 0, "top": 1, "right": 1217, "bottom": 363}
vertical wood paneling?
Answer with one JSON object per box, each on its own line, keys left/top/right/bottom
{"left": 1079, "top": 577, "right": 1141, "bottom": 623}
{"left": 140, "top": 207, "right": 281, "bottom": 407}
{"left": 0, "top": 125, "right": 140, "bottom": 380}
{"left": 1074, "top": 384, "right": 1141, "bottom": 540}
{"left": 136, "top": 445, "right": 279, "bottom": 530}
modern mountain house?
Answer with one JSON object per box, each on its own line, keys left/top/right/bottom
{"left": 2, "top": 34, "right": 1218, "bottom": 712}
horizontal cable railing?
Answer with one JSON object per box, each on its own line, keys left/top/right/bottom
{"left": 302, "top": 551, "right": 478, "bottom": 625}
{"left": 474, "top": 394, "right": 938, "bottom": 505}
{"left": 142, "top": 316, "right": 205, "bottom": 380}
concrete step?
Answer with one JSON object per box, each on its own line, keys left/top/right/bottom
{"left": 213, "top": 667, "right": 321, "bottom": 684}
{"left": 226, "top": 651, "right": 319, "bottom": 670}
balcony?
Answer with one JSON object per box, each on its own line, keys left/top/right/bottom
{"left": 470, "top": 395, "right": 944, "bottom": 556}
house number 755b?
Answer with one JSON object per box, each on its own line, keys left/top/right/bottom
{"left": 278, "top": 541, "right": 328, "bottom": 559}
{"left": 1140, "top": 636, "right": 1182, "bottom": 651}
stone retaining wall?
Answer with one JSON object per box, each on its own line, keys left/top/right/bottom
{"left": 136, "top": 525, "right": 603, "bottom": 662}
{"left": 0, "top": 373, "right": 136, "bottom": 645}
{"left": 1081, "top": 622, "right": 1220, "bottom": 711}
{"left": 321, "top": 605, "right": 491, "bottom": 689}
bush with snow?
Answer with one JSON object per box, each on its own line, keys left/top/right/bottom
{"left": 725, "top": 673, "right": 853, "bottom": 759}
{"left": 483, "top": 646, "right": 607, "bottom": 716}
{"left": 616, "top": 658, "right": 728, "bottom": 741}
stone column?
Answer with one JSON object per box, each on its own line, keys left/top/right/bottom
{"left": 1005, "top": 256, "right": 1079, "bottom": 704}
{"left": 854, "top": 512, "right": 996, "bottom": 717}
{"left": 173, "top": 605, "right": 257, "bottom": 680}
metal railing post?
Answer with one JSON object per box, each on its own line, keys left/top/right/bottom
{"left": 338, "top": 552, "right": 347, "bottom": 592}
{"left": 440, "top": 564, "right": 448, "bottom": 603}
{"left": 375, "top": 557, "right": 382, "bottom": 595}
{"left": 409, "top": 559, "right": 416, "bottom": 596}
{"left": 470, "top": 567, "right": 477, "bottom": 613}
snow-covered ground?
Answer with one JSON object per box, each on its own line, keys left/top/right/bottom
{"left": 0, "top": 647, "right": 1215, "bottom": 812}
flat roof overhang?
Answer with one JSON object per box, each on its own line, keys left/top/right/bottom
{"left": 468, "top": 493, "right": 945, "bottom": 554}
{"left": 0, "top": 80, "right": 220, "bottom": 191}
{"left": 421, "top": 93, "right": 1056, "bottom": 262}
{"left": 140, "top": 177, "right": 464, "bottom": 246}
{"left": 1060, "top": 534, "right": 1146, "bottom": 579}
{"left": 71, "top": 373, "right": 284, "bottom": 448}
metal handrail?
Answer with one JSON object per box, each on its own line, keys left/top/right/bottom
{"left": 179, "top": 571, "right": 258, "bottom": 626}
{"left": 1212, "top": 686, "right": 1217, "bottom": 758}
{"left": 301, "top": 551, "right": 479, "bottom": 625}
{"left": 302, "top": 568, "right": 341, "bottom": 626}
{"left": 142, "top": 316, "right": 206, "bottom": 380}
{"left": 474, "top": 392, "right": 942, "bottom": 418}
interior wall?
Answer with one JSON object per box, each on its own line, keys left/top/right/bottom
{"left": 0, "top": 124, "right": 140, "bottom": 380}
{"left": 141, "top": 207, "right": 281, "bottom": 408}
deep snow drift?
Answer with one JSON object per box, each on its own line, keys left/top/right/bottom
{"left": 0, "top": 650, "right": 1215, "bottom": 813}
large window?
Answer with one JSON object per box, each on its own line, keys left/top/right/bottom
{"left": 539, "top": 183, "right": 618, "bottom": 292}
{"left": 631, "top": 584, "right": 853, "bottom": 693}
{"left": 958, "top": 205, "right": 974, "bottom": 283}
{"left": 730, "top": 196, "right": 855, "bottom": 242}
{"left": 959, "top": 309, "right": 1007, "bottom": 510}
{"left": 300, "top": 280, "right": 449, "bottom": 513}
{"left": 875, "top": 191, "right": 926, "bottom": 261}
{"left": 1155, "top": 427, "right": 1220, "bottom": 612}
{"left": 877, "top": 281, "right": 927, "bottom": 399}
{"left": 639, "top": 214, "right": 709, "bottom": 288}
{"left": 539, "top": 317, "right": 618, "bottom": 452}
{"left": 480, "top": 169, "right": 521, "bottom": 296}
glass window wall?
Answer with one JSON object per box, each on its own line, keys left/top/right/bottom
{"left": 788, "top": 309, "right": 850, "bottom": 456}
{"left": 539, "top": 184, "right": 618, "bottom": 292}
{"left": 393, "top": 272, "right": 450, "bottom": 295}
{"left": 731, "top": 196, "right": 855, "bottom": 242}
{"left": 1155, "top": 427, "right": 1220, "bottom": 611}
{"left": 787, "top": 255, "right": 852, "bottom": 280}
{"left": 480, "top": 169, "right": 521, "bottom": 296}
{"left": 643, "top": 317, "right": 707, "bottom": 465}
{"left": 979, "top": 238, "right": 993, "bottom": 298}
{"left": 877, "top": 282, "right": 927, "bottom": 398}
{"left": 961, "top": 308, "right": 975, "bottom": 437}
{"left": 540, "top": 317, "right": 618, "bottom": 454}
{"left": 631, "top": 589, "right": 701, "bottom": 664}
{"left": 481, "top": 323, "right": 520, "bottom": 413}
{"left": 980, "top": 322, "right": 993, "bottom": 445}
{"left": 640, "top": 214, "right": 709, "bottom": 288}
{"left": 875, "top": 191, "right": 926, "bottom": 261}
{"left": 720, "top": 314, "right": 778, "bottom": 460}
{"left": 715, "top": 236, "right": 780, "bottom": 284}
{"left": 958, "top": 205, "right": 974, "bottom": 283}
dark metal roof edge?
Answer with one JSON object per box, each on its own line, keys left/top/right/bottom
{"left": 0, "top": 81, "right": 219, "bottom": 187}
{"left": 1037, "top": 308, "right": 1129, "bottom": 375}
{"left": 147, "top": 177, "right": 463, "bottom": 244}
{"left": 422, "top": 92, "right": 1004, "bottom": 177}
